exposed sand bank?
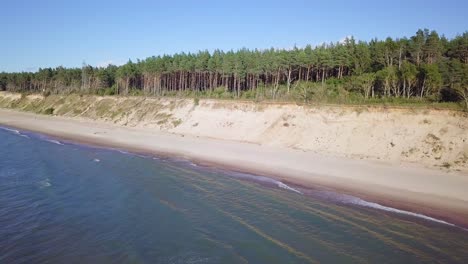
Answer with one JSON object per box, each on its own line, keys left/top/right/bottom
{"left": 1, "top": 108, "right": 468, "bottom": 228}
{"left": 1, "top": 92, "right": 467, "bottom": 171}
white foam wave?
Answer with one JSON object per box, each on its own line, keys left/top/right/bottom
{"left": 0, "top": 127, "right": 20, "bottom": 134}
{"left": 38, "top": 178, "right": 51, "bottom": 188}
{"left": 345, "top": 196, "right": 456, "bottom": 227}
{"left": 227, "top": 172, "right": 302, "bottom": 194}
{"left": 277, "top": 182, "right": 303, "bottom": 194}
{"left": 46, "top": 139, "right": 64, "bottom": 145}
{"left": 93, "top": 158, "right": 100, "bottom": 162}
{"left": 0, "top": 127, "right": 31, "bottom": 139}
{"left": 310, "top": 190, "right": 467, "bottom": 230}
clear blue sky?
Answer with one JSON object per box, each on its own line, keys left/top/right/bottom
{"left": 1, "top": 0, "right": 467, "bottom": 72}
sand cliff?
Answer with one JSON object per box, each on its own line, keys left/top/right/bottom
{"left": 1, "top": 91, "right": 466, "bottom": 172}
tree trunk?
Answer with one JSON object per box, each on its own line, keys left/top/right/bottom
{"left": 403, "top": 80, "right": 406, "bottom": 98}
{"left": 398, "top": 47, "right": 402, "bottom": 70}
{"left": 126, "top": 77, "right": 129, "bottom": 95}
{"left": 321, "top": 68, "right": 325, "bottom": 85}
{"left": 420, "top": 78, "right": 426, "bottom": 98}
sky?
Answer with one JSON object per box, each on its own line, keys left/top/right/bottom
{"left": 1, "top": 0, "right": 467, "bottom": 72}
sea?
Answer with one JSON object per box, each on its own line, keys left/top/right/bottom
{"left": 1, "top": 126, "right": 467, "bottom": 263}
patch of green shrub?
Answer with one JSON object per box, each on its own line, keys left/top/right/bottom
{"left": 43, "top": 107, "right": 55, "bottom": 115}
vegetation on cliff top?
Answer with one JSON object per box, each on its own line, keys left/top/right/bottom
{"left": 1, "top": 29, "right": 467, "bottom": 109}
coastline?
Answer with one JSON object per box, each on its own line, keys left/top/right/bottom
{"left": 1, "top": 108, "right": 468, "bottom": 228}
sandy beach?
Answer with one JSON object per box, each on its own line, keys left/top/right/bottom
{"left": 1, "top": 108, "right": 467, "bottom": 228}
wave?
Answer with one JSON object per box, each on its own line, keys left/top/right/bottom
{"left": 277, "top": 182, "right": 303, "bottom": 194}
{"left": 0, "top": 127, "right": 20, "bottom": 134}
{"left": 38, "top": 178, "right": 51, "bottom": 188}
{"left": 174, "top": 159, "right": 303, "bottom": 195}
{"left": 46, "top": 139, "right": 64, "bottom": 145}
{"left": 306, "top": 189, "right": 468, "bottom": 230}
{"left": 310, "top": 187, "right": 468, "bottom": 233}
{"left": 225, "top": 171, "right": 303, "bottom": 194}
{"left": 116, "top": 149, "right": 152, "bottom": 159}
{"left": 347, "top": 197, "right": 456, "bottom": 226}
{"left": 0, "top": 126, "right": 29, "bottom": 138}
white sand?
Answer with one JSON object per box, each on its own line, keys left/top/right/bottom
{"left": 1, "top": 108, "right": 467, "bottom": 226}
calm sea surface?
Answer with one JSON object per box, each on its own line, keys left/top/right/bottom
{"left": 1, "top": 127, "right": 467, "bottom": 263}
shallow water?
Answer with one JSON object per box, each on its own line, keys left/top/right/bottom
{"left": 0, "top": 127, "right": 467, "bottom": 263}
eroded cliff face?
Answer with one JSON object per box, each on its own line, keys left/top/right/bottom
{"left": 1, "top": 91, "right": 467, "bottom": 171}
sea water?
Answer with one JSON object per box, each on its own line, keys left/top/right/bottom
{"left": 1, "top": 127, "right": 467, "bottom": 263}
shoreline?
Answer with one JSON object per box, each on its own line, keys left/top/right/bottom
{"left": 3, "top": 124, "right": 466, "bottom": 232}
{"left": 1, "top": 108, "right": 468, "bottom": 228}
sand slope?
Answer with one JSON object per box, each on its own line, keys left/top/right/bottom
{"left": 1, "top": 91, "right": 467, "bottom": 171}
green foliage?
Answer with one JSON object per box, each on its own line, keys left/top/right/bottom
{"left": 447, "top": 61, "right": 468, "bottom": 109}
{"left": 211, "top": 87, "right": 233, "bottom": 99}
{"left": 241, "top": 89, "right": 256, "bottom": 99}
{"left": 420, "top": 63, "right": 443, "bottom": 99}
{"left": 43, "top": 107, "right": 54, "bottom": 115}
{"left": 348, "top": 73, "right": 376, "bottom": 98}
{"left": 292, "top": 82, "right": 318, "bottom": 103}
{"left": 96, "top": 87, "right": 117, "bottom": 96}
{"left": 172, "top": 119, "right": 182, "bottom": 127}
{"left": 128, "top": 88, "right": 143, "bottom": 96}
{"left": 1, "top": 29, "right": 467, "bottom": 108}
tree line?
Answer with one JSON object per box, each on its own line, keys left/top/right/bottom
{"left": 1, "top": 29, "right": 467, "bottom": 107}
